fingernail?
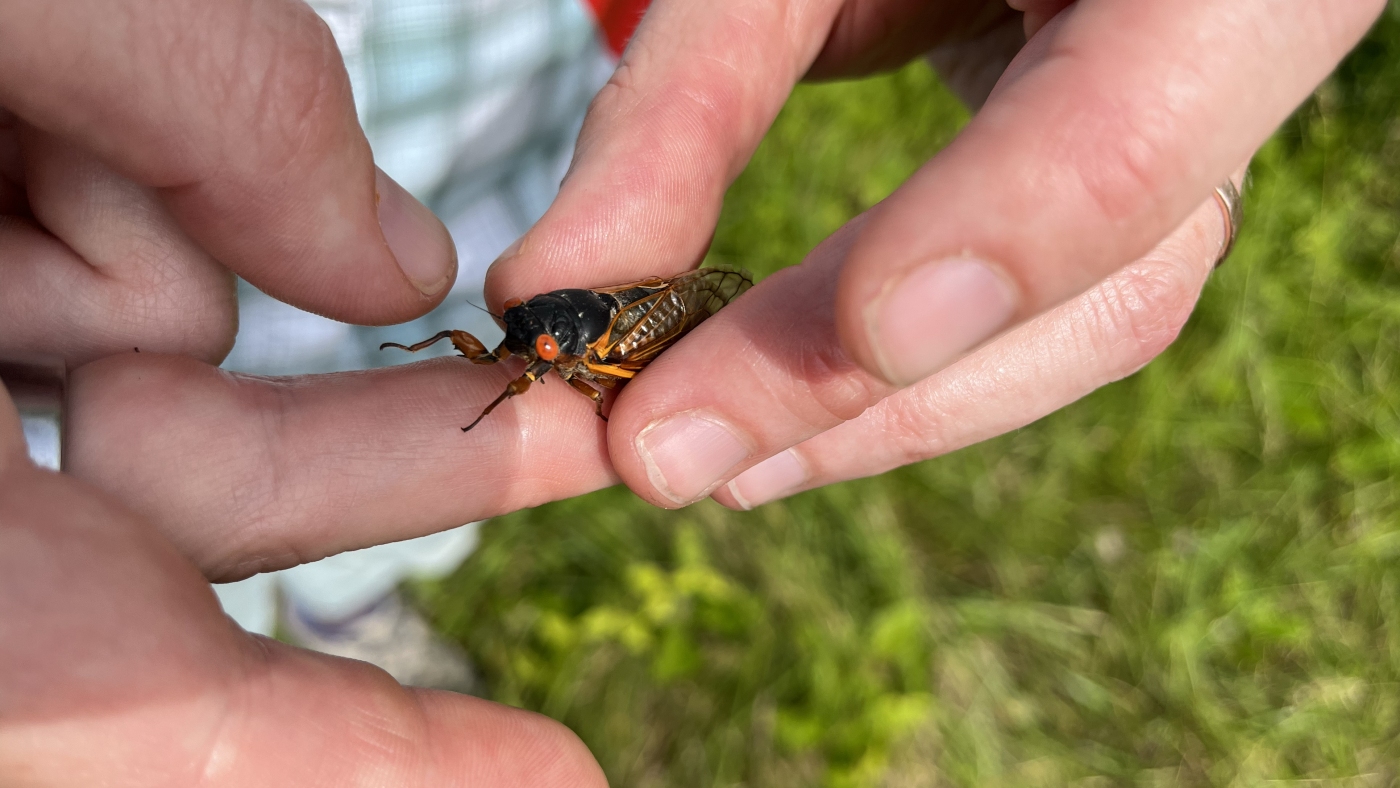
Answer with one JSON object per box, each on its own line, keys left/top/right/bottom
{"left": 494, "top": 235, "right": 525, "bottom": 264}
{"left": 866, "top": 257, "right": 1018, "bottom": 386}
{"left": 726, "top": 449, "right": 808, "bottom": 510}
{"left": 376, "top": 167, "right": 457, "bottom": 296}
{"left": 636, "top": 410, "right": 750, "bottom": 506}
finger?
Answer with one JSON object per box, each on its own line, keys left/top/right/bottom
{"left": 924, "top": 12, "right": 1026, "bottom": 110}
{"left": 834, "top": 0, "right": 1381, "bottom": 387}
{"left": 608, "top": 218, "right": 889, "bottom": 507}
{"left": 64, "top": 354, "right": 617, "bottom": 581}
{"left": 0, "top": 0, "right": 456, "bottom": 324}
{"left": 0, "top": 126, "right": 236, "bottom": 367}
{"left": 0, "top": 109, "right": 23, "bottom": 215}
{"left": 484, "top": 0, "right": 848, "bottom": 305}
{"left": 486, "top": 0, "right": 1018, "bottom": 305}
{"left": 609, "top": 164, "right": 1240, "bottom": 509}
{"left": 0, "top": 463, "right": 605, "bottom": 787}
{"left": 810, "top": 0, "right": 1016, "bottom": 81}
{"left": 1008, "top": 0, "right": 1075, "bottom": 39}
{"left": 716, "top": 176, "right": 1231, "bottom": 509}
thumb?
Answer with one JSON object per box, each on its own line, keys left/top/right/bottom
{"left": 0, "top": 451, "right": 604, "bottom": 787}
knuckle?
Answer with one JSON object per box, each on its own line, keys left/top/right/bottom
{"left": 1069, "top": 112, "right": 1177, "bottom": 227}
{"left": 191, "top": 377, "right": 301, "bottom": 578}
{"left": 583, "top": 59, "right": 641, "bottom": 135}
{"left": 880, "top": 386, "right": 960, "bottom": 468}
{"left": 789, "top": 339, "right": 889, "bottom": 425}
{"left": 1086, "top": 257, "right": 1201, "bottom": 377}
{"left": 809, "top": 387, "right": 960, "bottom": 488}
{"left": 1037, "top": 48, "right": 1186, "bottom": 228}
{"left": 118, "top": 251, "right": 237, "bottom": 361}
{"left": 578, "top": 37, "right": 745, "bottom": 193}
{"left": 743, "top": 264, "right": 891, "bottom": 428}
{"left": 238, "top": 8, "right": 355, "bottom": 172}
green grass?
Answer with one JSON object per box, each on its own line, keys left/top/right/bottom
{"left": 412, "top": 8, "right": 1400, "bottom": 785}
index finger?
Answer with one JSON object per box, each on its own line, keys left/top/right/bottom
{"left": 484, "top": 0, "right": 1013, "bottom": 308}
{"left": 0, "top": 0, "right": 456, "bottom": 325}
{"left": 64, "top": 353, "right": 617, "bottom": 580}
{"left": 484, "top": 0, "right": 845, "bottom": 304}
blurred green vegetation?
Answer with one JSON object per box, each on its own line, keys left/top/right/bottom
{"left": 414, "top": 7, "right": 1400, "bottom": 785}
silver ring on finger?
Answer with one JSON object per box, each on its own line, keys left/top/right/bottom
{"left": 1212, "top": 177, "right": 1244, "bottom": 268}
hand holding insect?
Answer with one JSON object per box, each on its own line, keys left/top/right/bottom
{"left": 0, "top": 0, "right": 611, "bottom": 782}
{"left": 486, "top": 0, "right": 1380, "bottom": 508}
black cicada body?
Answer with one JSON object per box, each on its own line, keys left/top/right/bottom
{"left": 382, "top": 266, "right": 753, "bottom": 430}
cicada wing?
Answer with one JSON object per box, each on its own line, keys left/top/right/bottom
{"left": 591, "top": 276, "right": 669, "bottom": 293}
{"left": 592, "top": 266, "right": 754, "bottom": 364}
{"left": 682, "top": 265, "right": 754, "bottom": 316}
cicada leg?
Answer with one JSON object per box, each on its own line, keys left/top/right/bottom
{"left": 462, "top": 361, "right": 552, "bottom": 432}
{"left": 380, "top": 330, "right": 505, "bottom": 364}
{"left": 566, "top": 377, "right": 608, "bottom": 422}
{"left": 462, "top": 375, "right": 531, "bottom": 432}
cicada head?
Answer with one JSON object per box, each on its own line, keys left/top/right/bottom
{"left": 500, "top": 299, "right": 544, "bottom": 362}
{"left": 500, "top": 292, "right": 593, "bottom": 364}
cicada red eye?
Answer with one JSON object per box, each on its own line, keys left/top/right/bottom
{"left": 504, "top": 297, "right": 524, "bottom": 309}
{"left": 535, "top": 334, "right": 559, "bottom": 361}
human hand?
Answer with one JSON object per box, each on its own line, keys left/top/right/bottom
{"left": 0, "top": 0, "right": 459, "bottom": 370}
{"left": 0, "top": 0, "right": 626, "bottom": 561}
{"left": 0, "top": 390, "right": 609, "bottom": 786}
{"left": 487, "top": 0, "right": 1383, "bottom": 508}
{"left": 1, "top": 1, "right": 621, "bottom": 781}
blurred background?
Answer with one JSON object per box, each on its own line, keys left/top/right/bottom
{"left": 393, "top": 6, "right": 1400, "bottom": 786}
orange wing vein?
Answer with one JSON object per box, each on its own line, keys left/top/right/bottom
{"left": 591, "top": 266, "right": 753, "bottom": 367}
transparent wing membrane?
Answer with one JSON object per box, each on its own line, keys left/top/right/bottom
{"left": 597, "top": 266, "right": 753, "bottom": 364}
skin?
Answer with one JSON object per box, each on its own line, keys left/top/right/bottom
{"left": 485, "top": 0, "right": 1386, "bottom": 508}
{"left": 0, "top": 0, "right": 1383, "bottom": 784}
{"left": 0, "top": 0, "right": 614, "bottom": 784}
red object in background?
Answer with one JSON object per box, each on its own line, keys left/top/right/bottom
{"left": 584, "top": 0, "right": 652, "bottom": 56}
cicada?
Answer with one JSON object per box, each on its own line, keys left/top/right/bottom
{"left": 382, "top": 266, "right": 753, "bottom": 431}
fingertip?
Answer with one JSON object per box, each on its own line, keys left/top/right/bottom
{"left": 375, "top": 168, "right": 457, "bottom": 298}
{"left": 709, "top": 484, "right": 749, "bottom": 511}
{"left": 628, "top": 408, "right": 752, "bottom": 508}
{"left": 414, "top": 690, "right": 608, "bottom": 788}
{"left": 721, "top": 448, "right": 809, "bottom": 511}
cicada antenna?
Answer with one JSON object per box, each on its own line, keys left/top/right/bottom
{"left": 463, "top": 299, "right": 503, "bottom": 322}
